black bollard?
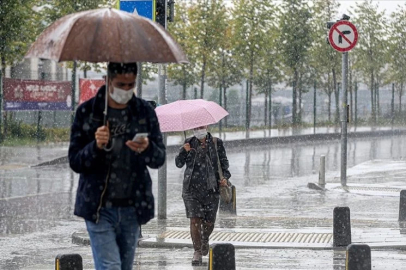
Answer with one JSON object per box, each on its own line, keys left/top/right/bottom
{"left": 219, "top": 185, "right": 237, "bottom": 215}
{"left": 333, "top": 207, "right": 351, "bottom": 247}
{"left": 208, "top": 243, "right": 235, "bottom": 270}
{"left": 399, "top": 190, "right": 406, "bottom": 221}
{"left": 346, "top": 244, "right": 371, "bottom": 270}
{"left": 55, "top": 254, "right": 83, "bottom": 270}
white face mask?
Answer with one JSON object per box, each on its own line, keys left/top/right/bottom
{"left": 109, "top": 87, "right": 134, "bottom": 104}
{"left": 194, "top": 129, "right": 207, "bottom": 139}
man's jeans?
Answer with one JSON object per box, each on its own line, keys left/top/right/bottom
{"left": 85, "top": 206, "right": 140, "bottom": 270}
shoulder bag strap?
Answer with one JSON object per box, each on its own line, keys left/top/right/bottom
{"left": 213, "top": 138, "right": 224, "bottom": 180}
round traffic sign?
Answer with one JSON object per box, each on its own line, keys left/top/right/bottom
{"left": 328, "top": 21, "right": 358, "bottom": 52}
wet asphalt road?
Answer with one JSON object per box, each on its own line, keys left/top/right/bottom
{"left": 2, "top": 134, "right": 406, "bottom": 269}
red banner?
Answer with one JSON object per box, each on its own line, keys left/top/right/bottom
{"left": 79, "top": 79, "right": 105, "bottom": 104}
{"left": 4, "top": 78, "right": 71, "bottom": 102}
{"left": 4, "top": 78, "right": 72, "bottom": 110}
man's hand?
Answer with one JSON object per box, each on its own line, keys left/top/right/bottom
{"left": 220, "top": 178, "right": 228, "bottom": 187}
{"left": 127, "top": 137, "right": 149, "bottom": 153}
{"left": 95, "top": 122, "right": 110, "bottom": 149}
{"left": 183, "top": 143, "right": 191, "bottom": 152}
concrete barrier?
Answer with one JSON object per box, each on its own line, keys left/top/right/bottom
{"left": 55, "top": 254, "right": 82, "bottom": 270}
{"left": 399, "top": 190, "right": 406, "bottom": 221}
{"left": 208, "top": 243, "right": 235, "bottom": 270}
{"left": 346, "top": 244, "right": 371, "bottom": 270}
{"left": 333, "top": 207, "right": 351, "bottom": 247}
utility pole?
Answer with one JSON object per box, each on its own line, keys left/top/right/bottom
{"left": 156, "top": 0, "right": 168, "bottom": 220}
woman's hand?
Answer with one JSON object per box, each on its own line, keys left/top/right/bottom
{"left": 220, "top": 178, "right": 228, "bottom": 187}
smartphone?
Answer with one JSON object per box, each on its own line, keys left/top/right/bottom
{"left": 132, "top": 132, "right": 149, "bottom": 141}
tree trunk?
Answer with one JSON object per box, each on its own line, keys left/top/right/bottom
{"left": 370, "top": 71, "right": 375, "bottom": 124}
{"left": 1, "top": 56, "right": 6, "bottom": 137}
{"left": 264, "top": 87, "right": 268, "bottom": 127}
{"left": 224, "top": 87, "right": 228, "bottom": 127}
{"left": 269, "top": 79, "right": 272, "bottom": 128}
{"left": 400, "top": 82, "right": 403, "bottom": 113}
{"left": 376, "top": 82, "right": 380, "bottom": 118}
{"left": 292, "top": 69, "right": 298, "bottom": 125}
{"left": 355, "top": 81, "right": 358, "bottom": 125}
{"left": 200, "top": 57, "right": 206, "bottom": 99}
{"left": 248, "top": 54, "right": 254, "bottom": 129}
{"left": 298, "top": 73, "right": 302, "bottom": 124}
{"left": 350, "top": 84, "right": 353, "bottom": 123}
{"left": 328, "top": 92, "right": 332, "bottom": 122}
{"left": 349, "top": 64, "right": 353, "bottom": 123}
{"left": 1, "top": 55, "right": 5, "bottom": 76}
{"left": 182, "top": 82, "right": 187, "bottom": 100}
{"left": 332, "top": 68, "right": 339, "bottom": 124}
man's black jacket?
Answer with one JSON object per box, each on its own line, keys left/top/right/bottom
{"left": 68, "top": 86, "right": 165, "bottom": 224}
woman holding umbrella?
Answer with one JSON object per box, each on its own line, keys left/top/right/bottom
{"left": 175, "top": 125, "right": 231, "bottom": 265}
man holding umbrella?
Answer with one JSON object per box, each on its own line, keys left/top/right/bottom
{"left": 69, "top": 62, "right": 165, "bottom": 270}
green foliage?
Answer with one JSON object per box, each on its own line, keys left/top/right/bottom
{"left": 386, "top": 3, "right": 406, "bottom": 101}
{"left": 0, "top": 0, "right": 41, "bottom": 69}
{"left": 188, "top": 0, "right": 228, "bottom": 98}
{"left": 167, "top": 0, "right": 197, "bottom": 98}
{"left": 7, "top": 119, "right": 69, "bottom": 142}
{"left": 310, "top": 0, "right": 341, "bottom": 97}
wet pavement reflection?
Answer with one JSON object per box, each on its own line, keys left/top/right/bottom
{"left": 2, "top": 135, "right": 406, "bottom": 268}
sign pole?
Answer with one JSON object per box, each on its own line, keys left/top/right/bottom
{"left": 328, "top": 17, "right": 358, "bottom": 187}
{"left": 157, "top": 0, "right": 168, "bottom": 220}
{"left": 341, "top": 52, "right": 348, "bottom": 186}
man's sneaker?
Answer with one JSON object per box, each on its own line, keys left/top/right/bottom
{"left": 191, "top": 251, "right": 202, "bottom": 266}
{"left": 201, "top": 239, "right": 209, "bottom": 256}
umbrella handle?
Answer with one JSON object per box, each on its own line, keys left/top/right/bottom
{"left": 104, "top": 73, "right": 109, "bottom": 126}
{"left": 103, "top": 138, "right": 114, "bottom": 152}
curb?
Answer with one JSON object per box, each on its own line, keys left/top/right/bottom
{"left": 34, "top": 129, "right": 406, "bottom": 167}
{"left": 71, "top": 232, "right": 406, "bottom": 251}
{"left": 31, "top": 156, "right": 68, "bottom": 167}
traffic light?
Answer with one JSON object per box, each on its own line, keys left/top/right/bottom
{"left": 326, "top": 22, "right": 335, "bottom": 45}
{"left": 156, "top": 0, "right": 166, "bottom": 28}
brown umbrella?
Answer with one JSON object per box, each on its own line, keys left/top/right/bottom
{"left": 25, "top": 8, "right": 188, "bottom": 64}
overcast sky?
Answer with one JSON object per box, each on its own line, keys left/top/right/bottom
{"left": 337, "top": 0, "right": 405, "bottom": 16}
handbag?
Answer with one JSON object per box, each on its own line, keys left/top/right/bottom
{"left": 213, "top": 138, "right": 232, "bottom": 204}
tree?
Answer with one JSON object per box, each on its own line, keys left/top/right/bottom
{"left": 231, "top": 0, "right": 275, "bottom": 129}
{"left": 387, "top": 3, "right": 406, "bottom": 113}
{"left": 188, "top": 0, "right": 227, "bottom": 99}
{"left": 279, "top": 0, "right": 312, "bottom": 125}
{"left": 253, "top": 11, "right": 282, "bottom": 128}
{"left": 167, "top": 0, "right": 197, "bottom": 100}
{"left": 207, "top": 14, "right": 242, "bottom": 127}
{"left": 310, "top": 0, "right": 341, "bottom": 123}
{"left": 351, "top": 0, "right": 388, "bottom": 124}
{"left": 0, "top": 0, "right": 40, "bottom": 74}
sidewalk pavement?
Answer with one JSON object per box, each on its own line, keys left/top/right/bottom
{"left": 72, "top": 159, "right": 406, "bottom": 251}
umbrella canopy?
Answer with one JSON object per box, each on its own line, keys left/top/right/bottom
{"left": 155, "top": 99, "right": 229, "bottom": 132}
{"left": 25, "top": 8, "right": 188, "bottom": 64}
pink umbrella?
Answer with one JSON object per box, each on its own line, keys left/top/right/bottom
{"left": 155, "top": 99, "right": 229, "bottom": 132}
